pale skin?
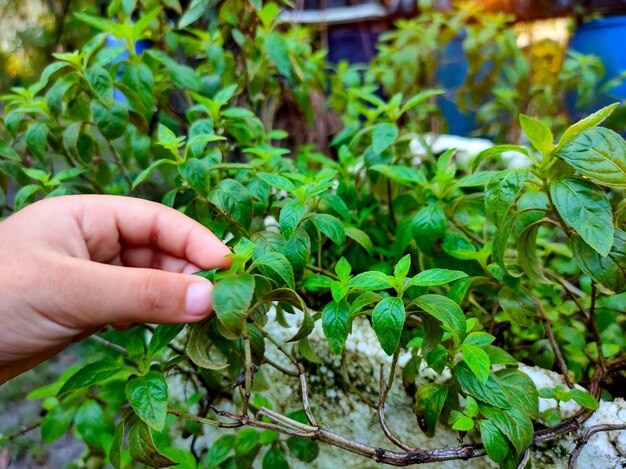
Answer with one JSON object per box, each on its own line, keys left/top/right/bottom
{"left": 0, "top": 195, "right": 232, "bottom": 384}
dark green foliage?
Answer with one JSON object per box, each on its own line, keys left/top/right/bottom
{"left": 1, "top": 2, "right": 625, "bottom": 469}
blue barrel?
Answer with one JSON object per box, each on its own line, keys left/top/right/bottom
{"left": 567, "top": 15, "right": 626, "bottom": 121}
{"left": 435, "top": 32, "right": 479, "bottom": 137}
{"left": 327, "top": 27, "right": 381, "bottom": 65}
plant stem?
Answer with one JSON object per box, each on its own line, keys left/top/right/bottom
{"left": 532, "top": 294, "right": 574, "bottom": 388}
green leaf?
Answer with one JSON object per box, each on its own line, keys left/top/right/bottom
{"left": 0, "top": 139, "right": 20, "bottom": 161}
{"left": 519, "top": 114, "right": 553, "bottom": 155}
{"left": 128, "top": 418, "right": 176, "bottom": 467}
{"left": 185, "top": 319, "right": 228, "bottom": 370}
{"left": 485, "top": 168, "right": 529, "bottom": 227}
{"left": 550, "top": 176, "right": 614, "bottom": 256}
{"left": 371, "top": 123, "right": 399, "bottom": 154}
{"left": 556, "top": 102, "right": 619, "bottom": 151}
{"left": 462, "top": 345, "right": 491, "bottom": 385}
{"left": 74, "top": 12, "right": 118, "bottom": 34}
{"left": 213, "top": 84, "right": 238, "bottom": 106}
{"left": 570, "top": 388, "right": 599, "bottom": 410}
{"left": 147, "top": 49, "right": 201, "bottom": 91}
{"left": 148, "top": 324, "right": 184, "bottom": 356}
{"left": 132, "top": 159, "right": 174, "bottom": 189}
{"left": 498, "top": 286, "right": 538, "bottom": 327}
{"left": 41, "top": 403, "right": 77, "bottom": 444}
{"left": 284, "top": 229, "right": 310, "bottom": 279}
{"left": 557, "top": 126, "right": 626, "bottom": 188}
{"left": 58, "top": 360, "right": 121, "bottom": 396}
{"left": 265, "top": 32, "right": 292, "bottom": 82}
{"left": 14, "top": 184, "right": 39, "bottom": 210}
{"left": 454, "top": 363, "right": 509, "bottom": 408}
{"left": 518, "top": 220, "right": 550, "bottom": 284}
{"left": 91, "top": 100, "right": 128, "bottom": 139}
{"left": 204, "top": 435, "right": 234, "bottom": 468}
{"left": 86, "top": 66, "right": 113, "bottom": 106}
{"left": 452, "top": 414, "right": 474, "bottom": 431}
{"left": 572, "top": 230, "right": 626, "bottom": 294}
{"left": 471, "top": 145, "right": 531, "bottom": 172}
{"left": 346, "top": 271, "right": 391, "bottom": 290}
{"left": 412, "top": 205, "right": 446, "bottom": 255}
{"left": 414, "top": 294, "right": 466, "bottom": 342}
{"left": 497, "top": 369, "right": 539, "bottom": 419}
{"left": 235, "top": 429, "right": 260, "bottom": 455}
{"left": 75, "top": 399, "right": 112, "bottom": 447}
{"left": 479, "top": 419, "right": 510, "bottom": 463}
{"left": 121, "top": 63, "right": 155, "bottom": 114}
{"left": 25, "top": 122, "right": 48, "bottom": 161}
{"left": 287, "top": 437, "right": 320, "bottom": 462}
{"left": 310, "top": 213, "right": 346, "bottom": 245}
{"left": 455, "top": 171, "right": 498, "bottom": 188}
{"left": 370, "top": 164, "right": 427, "bottom": 186}
{"left": 483, "top": 345, "right": 518, "bottom": 365}
{"left": 132, "top": 7, "right": 162, "bottom": 37}
{"left": 22, "top": 168, "right": 48, "bottom": 182}
{"left": 335, "top": 257, "right": 351, "bottom": 280}
{"left": 399, "top": 89, "right": 444, "bottom": 115}
{"left": 213, "top": 274, "right": 255, "bottom": 339}
{"left": 263, "top": 447, "right": 289, "bottom": 469}
{"left": 279, "top": 201, "right": 306, "bottom": 238}
{"left": 394, "top": 254, "right": 412, "bottom": 280}
{"left": 252, "top": 252, "right": 295, "bottom": 289}
{"left": 350, "top": 291, "right": 382, "bottom": 316}
{"left": 31, "top": 61, "right": 71, "bottom": 95}
{"left": 257, "top": 172, "right": 294, "bottom": 191}
{"left": 372, "top": 297, "right": 405, "bottom": 355}
{"left": 178, "top": 0, "right": 210, "bottom": 28}
{"left": 322, "top": 300, "right": 349, "bottom": 354}
{"left": 157, "top": 123, "right": 184, "bottom": 149}
{"left": 126, "top": 372, "right": 168, "bottom": 432}
{"left": 465, "top": 396, "right": 479, "bottom": 417}
{"left": 414, "top": 383, "right": 448, "bottom": 437}
{"left": 110, "top": 418, "right": 125, "bottom": 469}
{"left": 408, "top": 269, "right": 468, "bottom": 287}
{"left": 463, "top": 332, "right": 495, "bottom": 347}
{"left": 344, "top": 226, "right": 374, "bottom": 253}
{"left": 208, "top": 179, "right": 253, "bottom": 229}
{"left": 480, "top": 405, "right": 534, "bottom": 455}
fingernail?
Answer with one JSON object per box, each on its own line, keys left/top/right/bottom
{"left": 185, "top": 282, "right": 213, "bottom": 317}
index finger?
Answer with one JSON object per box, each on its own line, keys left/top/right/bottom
{"left": 73, "top": 195, "right": 232, "bottom": 270}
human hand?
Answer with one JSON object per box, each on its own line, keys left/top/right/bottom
{"left": 0, "top": 195, "right": 231, "bottom": 383}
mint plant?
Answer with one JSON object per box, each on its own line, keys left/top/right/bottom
{"left": 1, "top": 2, "right": 625, "bottom": 468}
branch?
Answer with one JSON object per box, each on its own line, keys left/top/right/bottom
{"left": 568, "top": 424, "right": 626, "bottom": 469}
{"left": 0, "top": 420, "right": 41, "bottom": 443}
{"left": 533, "top": 294, "right": 573, "bottom": 388}
{"left": 378, "top": 364, "right": 414, "bottom": 451}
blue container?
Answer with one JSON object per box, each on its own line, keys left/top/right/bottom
{"left": 435, "top": 32, "right": 479, "bottom": 137}
{"left": 327, "top": 27, "right": 381, "bottom": 65}
{"left": 567, "top": 15, "right": 626, "bottom": 121}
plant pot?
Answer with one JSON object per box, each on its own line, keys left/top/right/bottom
{"left": 566, "top": 15, "right": 626, "bottom": 123}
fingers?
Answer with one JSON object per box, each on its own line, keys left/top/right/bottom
{"left": 121, "top": 246, "right": 203, "bottom": 273}
{"left": 73, "top": 195, "right": 232, "bottom": 270}
{"left": 64, "top": 257, "right": 215, "bottom": 327}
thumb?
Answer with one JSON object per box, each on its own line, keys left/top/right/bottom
{"left": 64, "top": 259, "right": 215, "bottom": 327}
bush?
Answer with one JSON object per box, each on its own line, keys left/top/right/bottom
{"left": 0, "top": 2, "right": 625, "bottom": 468}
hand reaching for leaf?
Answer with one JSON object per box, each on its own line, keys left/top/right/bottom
{"left": 0, "top": 195, "right": 231, "bottom": 384}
